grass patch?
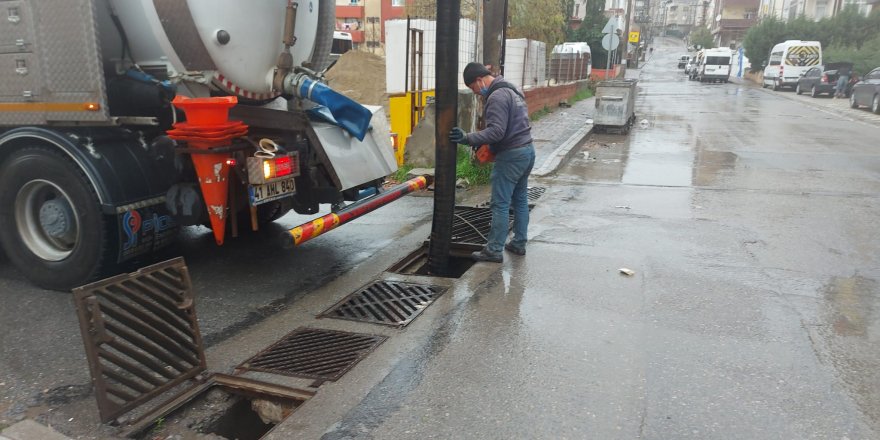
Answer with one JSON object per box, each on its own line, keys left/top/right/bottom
{"left": 529, "top": 106, "right": 551, "bottom": 122}
{"left": 568, "top": 88, "right": 594, "bottom": 104}
{"left": 456, "top": 145, "right": 492, "bottom": 186}
{"left": 391, "top": 163, "right": 414, "bottom": 183}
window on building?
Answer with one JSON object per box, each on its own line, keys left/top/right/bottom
{"left": 392, "top": 0, "right": 405, "bottom": 6}
{"left": 574, "top": 4, "right": 580, "bottom": 17}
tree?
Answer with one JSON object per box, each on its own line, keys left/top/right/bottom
{"left": 564, "top": 0, "right": 613, "bottom": 67}
{"left": 825, "top": 34, "right": 880, "bottom": 77}
{"left": 507, "top": 0, "right": 568, "bottom": 47}
{"left": 743, "top": 8, "right": 880, "bottom": 72}
{"left": 742, "top": 16, "right": 788, "bottom": 71}
{"left": 690, "top": 27, "right": 715, "bottom": 50}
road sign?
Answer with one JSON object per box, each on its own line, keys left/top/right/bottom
{"left": 601, "top": 33, "right": 620, "bottom": 51}
{"left": 629, "top": 31, "right": 640, "bottom": 43}
{"left": 602, "top": 17, "right": 619, "bottom": 34}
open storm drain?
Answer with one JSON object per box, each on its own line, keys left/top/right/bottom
{"left": 72, "top": 258, "right": 207, "bottom": 423}
{"left": 236, "top": 328, "right": 386, "bottom": 382}
{"left": 319, "top": 280, "right": 448, "bottom": 327}
{"left": 73, "top": 258, "right": 314, "bottom": 440}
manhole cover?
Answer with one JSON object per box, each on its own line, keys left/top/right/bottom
{"left": 320, "top": 280, "right": 447, "bottom": 327}
{"left": 236, "top": 328, "right": 386, "bottom": 381}
{"left": 72, "top": 257, "right": 206, "bottom": 423}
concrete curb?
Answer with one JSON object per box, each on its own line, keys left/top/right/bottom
{"left": 531, "top": 124, "right": 593, "bottom": 177}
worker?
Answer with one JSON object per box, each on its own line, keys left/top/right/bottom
{"left": 449, "top": 62, "right": 536, "bottom": 263}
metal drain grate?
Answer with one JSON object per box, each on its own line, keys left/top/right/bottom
{"left": 451, "top": 206, "right": 513, "bottom": 246}
{"left": 528, "top": 186, "right": 546, "bottom": 203}
{"left": 72, "top": 258, "right": 206, "bottom": 423}
{"left": 320, "top": 280, "right": 447, "bottom": 327}
{"left": 237, "top": 328, "right": 386, "bottom": 381}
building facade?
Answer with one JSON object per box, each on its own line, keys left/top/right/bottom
{"left": 335, "top": 0, "right": 408, "bottom": 48}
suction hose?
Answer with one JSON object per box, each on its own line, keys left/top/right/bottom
{"left": 284, "top": 73, "right": 372, "bottom": 141}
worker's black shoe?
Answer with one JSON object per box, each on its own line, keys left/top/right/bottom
{"left": 471, "top": 248, "right": 503, "bottom": 263}
{"left": 504, "top": 243, "right": 526, "bottom": 256}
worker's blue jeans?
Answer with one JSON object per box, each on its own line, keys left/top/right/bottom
{"left": 487, "top": 144, "right": 536, "bottom": 254}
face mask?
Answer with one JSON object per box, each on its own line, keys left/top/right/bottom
{"left": 478, "top": 79, "right": 489, "bottom": 97}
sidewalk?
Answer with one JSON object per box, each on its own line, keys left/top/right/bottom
{"left": 530, "top": 66, "right": 643, "bottom": 176}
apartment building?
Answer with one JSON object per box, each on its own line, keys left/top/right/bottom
{"left": 335, "top": 0, "right": 408, "bottom": 48}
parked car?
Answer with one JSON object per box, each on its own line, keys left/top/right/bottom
{"left": 678, "top": 55, "right": 690, "bottom": 69}
{"left": 796, "top": 62, "right": 854, "bottom": 98}
{"left": 849, "top": 67, "right": 880, "bottom": 114}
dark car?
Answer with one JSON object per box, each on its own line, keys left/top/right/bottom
{"left": 795, "top": 63, "right": 854, "bottom": 98}
{"left": 850, "top": 67, "right": 880, "bottom": 114}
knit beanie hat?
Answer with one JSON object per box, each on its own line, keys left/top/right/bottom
{"left": 463, "top": 62, "right": 491, "bottom": 86}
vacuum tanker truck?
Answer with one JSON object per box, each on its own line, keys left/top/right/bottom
{"left": 0, "top": 0, "right": 400, "bottom": 289}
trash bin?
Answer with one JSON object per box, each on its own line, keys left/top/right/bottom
{"left": 593, "top": 79, "right": 637, "bottom": 134}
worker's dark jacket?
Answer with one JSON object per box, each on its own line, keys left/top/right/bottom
{"left": 465, "top": 76, "right": 533, "bottom": 153}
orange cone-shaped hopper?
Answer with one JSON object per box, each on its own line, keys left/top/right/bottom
{"left": 168, "top": 96, "right": 246, "bottom": 245}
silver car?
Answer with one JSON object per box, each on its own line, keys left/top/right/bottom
{"left": 849, "top": 67, "right": 880, "bottom": 114}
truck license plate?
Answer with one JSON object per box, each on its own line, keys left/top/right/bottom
{"left": 249, "top": 178, "right": 295, "bottom": 206}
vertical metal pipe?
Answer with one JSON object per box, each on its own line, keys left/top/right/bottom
{"left": 428, "top": 0, "right": 459, "bottom": 275}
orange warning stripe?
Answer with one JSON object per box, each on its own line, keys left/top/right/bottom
{"left": 0, "top": 102, "right": 101, "bottom": 112}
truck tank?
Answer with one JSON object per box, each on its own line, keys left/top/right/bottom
{"left": 96, "top": 0, "right": 325, "bottom": 99}
{"left": 0, "top": 0, "right": 397, "bottom": 290}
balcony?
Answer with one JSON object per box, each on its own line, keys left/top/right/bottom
{"left": 711, "top": 17, "right": 757, "bottom": 33}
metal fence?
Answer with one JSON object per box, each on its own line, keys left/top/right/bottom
{"left": 385, "top": 17, "right": 479, "bottom": 94}
{"left": 547, "top": 53, "right": 592, "bottom": 83}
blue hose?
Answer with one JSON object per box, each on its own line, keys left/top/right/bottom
{"left": 298, "top": 77, "right": 372, "bottom": 141}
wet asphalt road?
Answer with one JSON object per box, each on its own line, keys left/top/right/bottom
{"left": 279, "top": 38, "right": 879, "bottom": 439}
{"left": 2, "top": 36, "right": 879, "bottom": 439}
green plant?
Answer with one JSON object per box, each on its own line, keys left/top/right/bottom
{"left": 744, "top": 8, "right": 880, "bottom": 72}
{"left": 148, "top": 417, "right": 166, "bottom": 436}
{"left": 568, "top": 88, "right": 594, "bottom": 105}
{"left": 825, "top": 34, "right": 880, "bottom": 78}
{"left": 391, "top": 163, "right": 414, "bottom": 183}
{"left": 690, "top": 28, "right": 716, "bottom": 50}
{"left": 529, "top": 106, "right": 551, "bottom": 121}
{"left": 455, "top": 145, "right": 492, "bottom": 186}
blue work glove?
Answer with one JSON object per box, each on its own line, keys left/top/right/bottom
{"left": 449, "top": 127, "right": 467, "bottom": 145}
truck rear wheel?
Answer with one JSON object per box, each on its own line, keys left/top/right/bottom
{"left": 0, "top": 147, "right": 115, "bottom": 290}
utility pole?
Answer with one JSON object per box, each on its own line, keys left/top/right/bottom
{"left": 619, "top": 0, "right": 636, "bottom": 72}
{"left": 483, "top": 0, "right": 506, "bottom": 74}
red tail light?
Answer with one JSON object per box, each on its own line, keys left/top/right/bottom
{"left": 821, "top": 74, "right": 829, "bottom": 83}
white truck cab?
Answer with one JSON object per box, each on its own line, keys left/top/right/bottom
{"left": 762, "top": 40, "right": 822, "bottom": 91}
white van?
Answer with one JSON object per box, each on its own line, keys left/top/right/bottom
{"left": 696, "top": 48, "right": 731, "bottom": 83}
{"left": 330, "top": 31, "right": 353, "bottom": 62}
{"left": 762, "top": 40, "right": 822, "bottom": 91}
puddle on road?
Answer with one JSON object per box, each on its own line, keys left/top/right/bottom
{"left": 811, "top": 275, "right": 880, "bottom": 432}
